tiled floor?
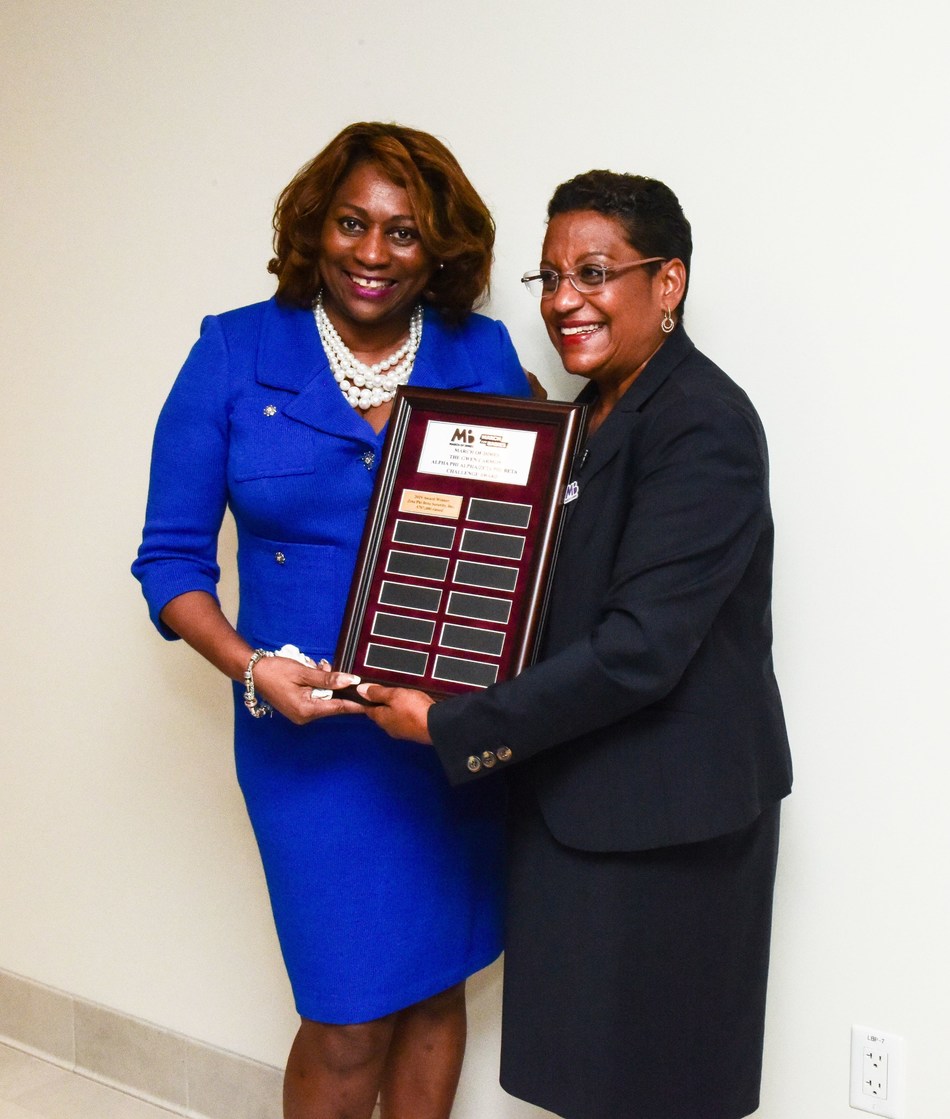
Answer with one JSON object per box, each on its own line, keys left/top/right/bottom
{"left": 0, "top": 1044, "right": 179, "bottom": 1119}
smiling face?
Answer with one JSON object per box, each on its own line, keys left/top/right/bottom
{"left": 539, "top": 210, "right": 685, "bottom": 402}
{"left": 318, "top": 160, "right": 435, "bottom": 350}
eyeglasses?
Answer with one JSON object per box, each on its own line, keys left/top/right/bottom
{"left": 521, "top": 257, "right": 666, "bottom": 297}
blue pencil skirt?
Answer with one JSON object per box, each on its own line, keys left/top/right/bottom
{"left": 234, "top": 703, "right": 505, "bottom": 1024}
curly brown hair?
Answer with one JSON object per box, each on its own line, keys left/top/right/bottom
{"left": 268, "top": 122, "right": 495, "bottom": 323}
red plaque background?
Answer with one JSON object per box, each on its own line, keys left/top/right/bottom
{"left": 335, "top": 388, "right": 587, "bottom": 697}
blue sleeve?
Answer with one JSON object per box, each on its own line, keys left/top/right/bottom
{"left": 131, "top": 316, "right": 231, "bottom": 639}
{"left": 495, "top": 318, "right": 531, "bottom": 397}
{"left": 474, "top": 316, "right": 531, "bottom": 398}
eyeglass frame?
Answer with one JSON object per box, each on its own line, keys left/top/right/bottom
{"left": 521, "top": 257, "right": 667, "bottom": 297}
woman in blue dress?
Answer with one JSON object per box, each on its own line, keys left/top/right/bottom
{"left": 133, "top": 122, "right": 530, "bottom": 1119}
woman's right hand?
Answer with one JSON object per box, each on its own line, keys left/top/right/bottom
{"left": 525, "top": 368, "right": 548, "bottom": 400}
{"left": 251, "top": 654, "right": 365, "bottom": 725}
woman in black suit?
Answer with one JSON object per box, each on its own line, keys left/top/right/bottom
{"left": 357, "top": 171, "right": 792, "bottom": 1119}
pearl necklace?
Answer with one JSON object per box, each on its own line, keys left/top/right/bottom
{"left": 314, "top": 292, "right": 423, "bottom": 411}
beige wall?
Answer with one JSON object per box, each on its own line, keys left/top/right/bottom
{"left": 2, "top": 1, "right": 947, "bottom": 1115}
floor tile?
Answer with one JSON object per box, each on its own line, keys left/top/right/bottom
{"left": 13, "top": 1071, "right": 179, "bottom": 1119}
{"left": 0, "top": 1049, "right": 68, "bottom": 1104}
{"left": 0, "top": 1099, "right": 38, "bottom": 1119}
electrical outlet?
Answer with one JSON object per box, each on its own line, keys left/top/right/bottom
{"left": 850, "top": 1026, "right": 905, "bottom": 1118}
{"left": 863, "top": 1045, "right": 888, "bottom": 1100}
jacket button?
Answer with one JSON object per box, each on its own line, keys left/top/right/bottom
{"left": 263, "top": 404, "right": 278, "bottom": 417}
{"left": 496, "top": 746, "right": 512, "bottom": 762}
{"left": 275, "top": 552, "right": 286, "bottom": 564}
{"left": 466, "top": 756, "right": 482, "bottom": 773}
{"left": 481, "top": 750, "right": 497, "bottom": 768}
{"left": 360, "top": 450, "right": 376, "bottom": 469}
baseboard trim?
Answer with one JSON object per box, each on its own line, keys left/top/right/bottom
{"left": 0, "top": 967, "right": 283, "bottom": 1119}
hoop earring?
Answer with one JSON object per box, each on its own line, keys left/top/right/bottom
{"left": 661, "top": 308, "right": 675, "bottom": 334}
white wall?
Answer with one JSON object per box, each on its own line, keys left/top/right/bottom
{"left": 2, "top": 1, "right": 948, "bottom": 1115}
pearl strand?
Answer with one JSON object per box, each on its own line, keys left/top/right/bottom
{"left": 314, "top": 293, "right": 423, "bottom": 411}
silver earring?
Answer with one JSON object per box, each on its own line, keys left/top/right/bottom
{"left": 661, "top": 308, "right": 675, "bottom": 334}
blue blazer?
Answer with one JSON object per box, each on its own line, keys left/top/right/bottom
{"left": 133, "top": 297, "right": 529, "bottom": 659}
{"left": 429, "top": 326, "right": 792, "bottom": 851}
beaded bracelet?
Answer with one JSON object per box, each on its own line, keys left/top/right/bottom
{"left": 243, "top": 649, "right": 275, "bottom": 718}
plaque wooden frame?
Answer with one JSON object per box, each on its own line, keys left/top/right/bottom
{"left": 335, "top": 387, "right": 587, "bottom": 698}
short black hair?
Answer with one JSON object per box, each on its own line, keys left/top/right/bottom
{"left": 547, "top": 170, "right": 692, "bottom": 311}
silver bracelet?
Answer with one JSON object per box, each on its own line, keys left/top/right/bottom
{"left": 243, "top": 649, "right": 275, "bottom": 718}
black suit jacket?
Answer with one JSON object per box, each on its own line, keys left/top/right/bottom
{"left": 429, "top": 327, "right": 792, "bottom": 851}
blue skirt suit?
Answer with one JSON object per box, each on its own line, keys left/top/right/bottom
{"left": 133, "top": 297, "right": 529, "bottom": 1023}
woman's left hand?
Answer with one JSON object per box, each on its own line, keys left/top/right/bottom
{"left": 357, "top": 683, "right": 435, "bottom": 743}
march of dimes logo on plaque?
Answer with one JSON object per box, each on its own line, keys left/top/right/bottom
{"left": 418, "top": 421, "right": 538, "bottom": 486}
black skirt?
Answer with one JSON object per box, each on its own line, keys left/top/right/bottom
{"left": 500, "top": 785, "right": 781, "bottom": 1119}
